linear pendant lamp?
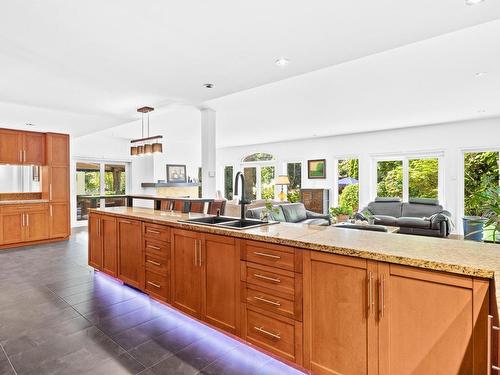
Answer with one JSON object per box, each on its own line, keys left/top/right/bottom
{"left": 130, "top": 106, "right": 164, "bottom": 156}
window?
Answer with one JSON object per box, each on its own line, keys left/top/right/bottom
{"left": 261, "top": 166, "right": 275, "bottom": 199}
{"left": 287, "top": 162, "right": 302, "bottom": 203}
{"left": 242, "top": 153, "right": 274, "bottom": 162}
{"left": 377, "top": 160, "right": 403, "bottom": 198}
{"left": 224, "top": 166, "right": 234, "bottom": 200}
{"left": 76, "top": 161, "right": 128, "bottom": 222}
{"left": 374, "top": 155, "right": 442, "bottom": 202}
{"left": 464, "top": 151, "right": 499, "bottom": 216}
{"left": 337, "top": 159, "right": 359, "bottom": 211}
{"left": 409, "top": 158, "right": 438, "bottom": 199}
{"left": 243, "top": 167, "right": 257, "bottom": 201}
{"left": 240, "top": 152, "right": 277, "bottom": 201}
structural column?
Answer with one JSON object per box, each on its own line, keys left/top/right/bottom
{"left": 201, "top": 108, "right": 217, "bottom": 198}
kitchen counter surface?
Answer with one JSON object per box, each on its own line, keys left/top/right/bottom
{"left": 0, "top": 199, "right": 48, "bottom": 205}
{"left": 91, "top": 206, "right": 500, "bottom": 314}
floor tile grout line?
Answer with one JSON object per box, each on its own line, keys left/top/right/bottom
{"left": 0, "top": 343, "right": 18, "bottom": 375}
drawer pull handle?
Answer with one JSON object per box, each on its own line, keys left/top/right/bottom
{"left": 253, "top": 295, "right": 281, "bottom": 307}
{"left": 253, "top": 273, "right": 281, "bottom": 283}
{"left": 253, "top": 251, "right": 281, "bottom": 260}
{"left": 147, "top": 229, "right": 161, "bottom": 234}
{"left": 147, "top": 281, "right": 161, "bottom": 288}
{"left": 254, "top": 326, "right": 281, "bottom": 340}
{"left": 148, "top": 245, "right": 161, "bottom": 250}
{"left": 146, "top": 260, "right": 161, "bottom": 266}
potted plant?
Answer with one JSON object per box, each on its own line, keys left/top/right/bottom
{"left": 259, "top": 201, "right": 280, "bottom": 222}
{"left": 330, "top": 205, "right": 353, "bottom": 224}
{"left": 464, "top": 177, "right": 500, "bottom": 243}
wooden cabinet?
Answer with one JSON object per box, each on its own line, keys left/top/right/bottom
{"left": 303, "top": 251, "right": 377, "bottom": 375}
{"left": 202, "top": 233, "right": 240, "bottom": 335}
{"left": 377, "top": 263, "right": 488, "bottom": 375}
{"left": 45, "top": 133, "right": 69, "bottom": 166}
{"left": 43, "top": 166, "right": 69, "bottom": 202}
{"left": 49, "top": 202, "right": 70, "bottom": 238}
{"left": 0, "top": 204, "right": 48, "bottom": 245}
{"left": 0, "top": 128, "right": 45, "bottom": 165}
{"left": 22, "top": 132, "right": 45, "bottom": 165}
{"left": 117, "top": 218, "right": 143, "bottom": 288}
{"left": 171, "top": 229, "right": 203, "bottom": 318}
{"left": 88, "top": 214, "right": 102, "bottom": 270}
{"left": 300, "top": 188, "right": 329, "bottom": 215}
{"left": 89, "top": 213, "right": 118, "bottom": 277}
{"left": 303, "top": 251, "right": 489, "bottom": 375}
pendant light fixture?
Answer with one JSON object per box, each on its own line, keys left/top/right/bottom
{"left": 130, "top": 106, "right": 163, "bottom": 156}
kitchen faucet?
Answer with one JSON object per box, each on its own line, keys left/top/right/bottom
{"left": 234, "top": 171, "right": 250, "bottom": 221}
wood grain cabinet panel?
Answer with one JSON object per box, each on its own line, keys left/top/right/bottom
{"left": 303, "top": 251, "right": 377, "bottom": 375}
{"left": 88, "top": 214, "right": 103, "bottom": 270}
{"left": 117, "top": 218, "right": 143, "bottom": 288}
{"left": 378, "top": 263, "right": 489, "bottom": 375}
{"left": 202, "top": 234, "right": 240, "bottom": 335}
{"left": 25, "top": 209, "right": 48, "bottom": 242}
{"left": 49, "top": 202, "right": 70, "bottom": 238}
{"left": 171, "top": 229, "right": 202, "bottom": 318}
{"left": 0, "top": 129, "right": 22, "bottom": 164}
{"left": 101, "top": 215, "right": 117, "bottom": 277}
{"left": 45, "top": 133, "right": 69, "bottom": 166}
{"left": 22, "top": 132, "right": 45, "bottom": 165}
{"left": 1, "top": 213, "right": 24, "bottom": 244}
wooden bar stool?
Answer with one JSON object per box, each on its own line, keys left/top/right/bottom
{"left": 207, "top": 200, "right": 226, "bottom": 215}
{"left": 189, "top": 201, "right": 205, "bottom": 213}
{"left": 160, "top": 200, "right": 172, "bottom": 211}
{"left": 172, "top": 200, "right": 189, "bottom": 213}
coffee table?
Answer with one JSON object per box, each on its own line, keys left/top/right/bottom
{"left": 334, "top": 222, "right": 400, "bottom": 233}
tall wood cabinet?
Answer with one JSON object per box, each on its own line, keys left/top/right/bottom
{"left": 88, "top": 213, "right": 118, "bottom": 277}
{"left": 117, "top": 218, "right": 143, "bottom": 289}
{"left": 0, "top": 129, "right": 45, "bottom": 165}
{"left": 303, "top": 251, "right": 489, "bottom": 374}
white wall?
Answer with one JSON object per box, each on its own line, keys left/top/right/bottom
{"left": 217, "top": 117, "right": 500, "bottom": 233}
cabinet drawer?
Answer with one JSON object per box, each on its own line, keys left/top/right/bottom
{"left": 1, "top": 204, "right": 47, "bottom": 214}
{"left": 144, "top": 239, "right": 170, "bottom": 259}
{"left": 244, "top": 240, "right": 299, "bottom": 272}
{"left": 244, "top": 262, "right": 295, "bottom": 296}
{"left": 145, "top": 253, "right": 169, "bottom": 274}
{"left": 143, "top": 223, "right": 171, "bottom": 242}
{"left": 245, "top": 307, "right": 298, "bottom": 363}
{"left": 244, "top": 286, "right": 296, "bottom": 320}
{"left": 145, "top": 270, "right": 169, "bottom": 301}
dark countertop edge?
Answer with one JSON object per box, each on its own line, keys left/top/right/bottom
{"left": 89, "top": 208, "right": 496, "bottom": 280}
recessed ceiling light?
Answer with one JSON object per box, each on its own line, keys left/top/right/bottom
{"left": 203, "top": 83, "right": 214, "bottom": 89}
{"left": 275, "top": 57, "right": 290, "bottom": 67}
{"left": 465, "top": 0, "right": 485, "bottom": 5}
{"left": 25, "top": 123, "right": 35, "bottom": 127}
{"left": 477, "top": 109, "right": 487, "bottom": 113}
{"left": 475, "top": 72, "right": 488, "bottom": 77}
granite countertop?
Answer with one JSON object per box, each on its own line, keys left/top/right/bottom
{"left": 0, "top": 199, "right": 49, "bottom": 205}
{"left": 92, "top": 206, "right": 500, "bottom": 279}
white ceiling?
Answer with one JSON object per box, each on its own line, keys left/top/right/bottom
{"left": 210, "top": 19, "right": 500, "bottom": 147}
{"left": 0, "top": 0, "right": 499, "bottom": 142}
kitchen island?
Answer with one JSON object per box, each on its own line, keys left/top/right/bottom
{"left": 88, "top": 206, "right": 499, "bottom": 374}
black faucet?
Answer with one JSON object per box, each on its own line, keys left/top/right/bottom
{"left": 234, "top": 171, "right": 250, "bottom": 221}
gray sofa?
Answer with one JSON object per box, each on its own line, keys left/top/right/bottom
{"left": 356, "top": 197, "right": 452, "bottom": 237}
{"left": 246, "top": 203, "right": 331, "bottom": 226}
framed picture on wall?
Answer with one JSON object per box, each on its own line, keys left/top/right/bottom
{"left": 166, "top": 164, "right": 187, "bottom": 183}
{"left": 308, "top": 159, "right": 326, "bottom": 179}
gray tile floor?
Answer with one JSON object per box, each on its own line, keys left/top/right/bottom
{"left": 0, "top": 227, "right": 305, "bottom": 375}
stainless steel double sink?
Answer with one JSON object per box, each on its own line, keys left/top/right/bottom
{"left": 180, "top": 216, "right": 277, "bottom": 230}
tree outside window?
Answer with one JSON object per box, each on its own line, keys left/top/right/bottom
{"left": 287, "top": 162, "right": 302, "bottom": 203}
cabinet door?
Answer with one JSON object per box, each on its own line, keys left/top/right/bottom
{"left": 378, "top": 263, "right": 488, "bottom": 375}
{"left": 101, "top": 215, "right": 118, "bottom": 277}
{"left": 48, "top": 166, "right": 69, "bottom": 202}
{"left": 117, "top": 218, "right": 143, "bottom": 288}
{"left": 303, "top": 251, "right": 377, "bottom": 375}
{"left": 171, "top": 229, "right": 202, "bottom": 319}
{"left": 22, "top": 132, "right": 45, "bottom": 165}
{"left": 88, "top": 214, "right": 102, "bottom": 270}
{"left": 201, "top": 234, "right": 240, "bottom": 335}
{"left": 46, "top": 133, "right": 69, "bottom": 166}
{"left": 0, "top": 129, "right": 22, "bottom": 164}
{"left": 25, "top": 210, "right": 49, "bottom": 242}
{"left": 1, "top": 213, "right": 24, "bottom": 244}
{"left": 49, "top": 202, "right": 70, "bottom": 238}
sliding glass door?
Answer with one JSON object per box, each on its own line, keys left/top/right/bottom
{"left": 76, "top": 161, "right": 128, "bottom": 222}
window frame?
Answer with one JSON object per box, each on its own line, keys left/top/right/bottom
{"left": 239, "top": 152, "right": 277, "bottom": 200}
{"left": 332, "top": 155, "right": 360, "bottom": 208}
{"left": 371, "top": 151, "right": 444, "bottom": 204}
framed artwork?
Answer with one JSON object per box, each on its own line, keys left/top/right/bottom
{"left": 308, "top": 159, "right": 326, "bottom": 179}
{"left": 166, "top": 164, "right": 187, "bottom": 183}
